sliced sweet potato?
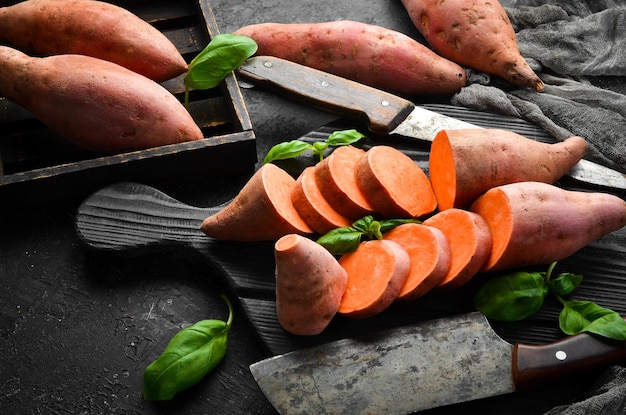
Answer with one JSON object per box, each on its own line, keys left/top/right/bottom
{"left": 356, "top": 145, "right": 437, "bottom": 218}
{"left": 423, "top": 208, "right": 492, "bottom": 290}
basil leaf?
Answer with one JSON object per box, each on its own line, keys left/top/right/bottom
{"left": 326, "top": 129, "right": 365, "bottom": 146}
{"left": 184, "top": 34, "right": 257, "bottom": 90}
{"left": 316, "top": 227, "right": 363, "bottom": 255}
{"left": 264, "top": 140, "right": 312, "bottom": 164}
{"left": 549, "top": 272, "right": 583, "bottom": 297}
{"left": 352, "top": 216, "right": 375, "bottom": 234}
{"left": 143, "top": 295, "right": 234, "bottom": 401}
{"left": 559, "top": 300, "right": 626, "bottom": 340}
{"left": 474, "top": 271, "right": 548, "bottom": 321}
{"left": 379, "top": 218, "right": 421, "bottom": 233}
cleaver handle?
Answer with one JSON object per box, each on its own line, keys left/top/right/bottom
{"left": 514, "top": 330, "right": 626, "bottom": 390}
{"left": 238, "top": 56, "right": 414, "bottom": 134}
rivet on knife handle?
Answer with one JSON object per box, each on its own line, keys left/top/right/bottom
{"left": 238, "top": 56, "right": 415, "bottom": 133}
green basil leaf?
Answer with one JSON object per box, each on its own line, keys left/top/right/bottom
{"left": 474, "top": 271, "right": 548, "bottom": 321}
{"left": 559, "top": 300, "right": 626, "bottom": 340}
{"left": 379, "top": 218, "right": 421, "bottom": 233}
{"left": 325, "top": 129, "right": 365, "bottom": 146}
{"left": 264, "top": 140, "right": 312, "bottom": 164}
{"left": 352, "top": 216, "right": 375, "bottom": 234}
{"left": 365, "top": 220, "right": 383, "bottom": 240}
{"left": 316, "top": 227, "right": 363, "bottom": 255}
{"left": 184, "top": 34, "right": 257, "bottom": 90}
{"left": 549, "top": 272, "right": 583, "bottom": 297}
{"left": 143, "top": 295, "right": 234, "bottom": 401}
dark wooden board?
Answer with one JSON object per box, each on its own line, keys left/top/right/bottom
{"left": 0, "top": 0, "right": 256, "bottom": 205}
{"left": 75, "top": 105, "right": 626, "bottom": 358}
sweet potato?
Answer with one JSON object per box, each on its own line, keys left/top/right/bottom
{"left": 429, "top": 129, "right": 588, "bottom": 210}
{"left": 356, "top": 145, "right": 437, "bottom": 218}
{"left": 338, "top": 239, "right": 410, "bottom": 319}
{"left": 470, "top": 181, "right": 626, "bottom": 272}
{"left": 0, "top": 0, "right": 187, "bottom": 82}
{"left": 291, "top": 166, "right": 353, "bottom": 234}
{"left": 274, "top": 234, "right": 348, "bottom": 335}
{"left": 383, "top": 223, "right": 450, "bottom": 301}
{"left": 315, "top": 146, "right": 376, "bottom": 220}
{"left": 201, "top": 163, "right": 313, "bottom": 241}
{"left": 401, "top": 0, "right": 544, "bottom": 91}
{"left": 0, "top": 46, "right": 203, "bottom": 154}
{"left": 234, "top": 20, "right": 467, "bottom": 97}
{"left": 422, "top": 208, "right": 492, "bottom": 290}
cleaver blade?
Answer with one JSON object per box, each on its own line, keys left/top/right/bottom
{"left": 238, "top": 56, "right": 626, "bottom": 190}
{"left": 250, "top": 312, "right": 626, "bottom": 415}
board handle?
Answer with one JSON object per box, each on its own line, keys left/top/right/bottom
{"left": 76, "top": 182, "right": 218, "bottom": 253}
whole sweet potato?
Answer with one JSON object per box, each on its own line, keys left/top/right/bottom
{"left": 234, "top": 20, "right": 467, "bottom": 97}
{"left": 0, "top": 0, "right": 187, "bottom": 82}
{"left": 401, "top": 0, "right": 544, "bottom": 91}
{"left": 0, "top": 46, "right": 203, "bottom": 154}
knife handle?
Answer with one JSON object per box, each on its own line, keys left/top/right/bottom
{"left": 513, "top": 332, "right": 626, "bottom": 390}
{"left": 238, "top": 56, "right": 414, "bottom": 134}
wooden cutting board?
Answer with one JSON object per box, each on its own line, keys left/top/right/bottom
{"left": 75, "top": 105, "right": 626, "bottom": 356}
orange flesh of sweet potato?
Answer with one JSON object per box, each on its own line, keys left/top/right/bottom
{"left": 470, "top": 181, "right": 626, "bottom": 272}
{"left": 401, "top": 0, "right": 544, "bottom": 91}
{"left": 201, "top": 163, "right": 313, "bottom": 241}
{"left": 0, "top": 0, "right": 187, "bottom": 82}
{"left": 429, "top": 129, "right": 588, "bottom": 210}
{"left": 291, "top": 166, "right": 353, "bottom": 234}
{"left": 0, "top": 46, "right": 202, "bottom": 154}
{"left": 234, "top": 20, "right": 467, "bottom": 97}
{"left": 356, "top": 145, "right": 438, "bottom": 218}
{"left": 315, "top": 146, "right": 376, "bottom": 220}
{"left": 422, "top": 208, "right": 492, "bottom": 289}
{"left": 338, "top": 239, "right": 410, "bottom": 319}
{"left": 383, "top": 223, "right": 451, "bottom": 301}
{"left": 274, "top": 234, "right": 348, "bottom": 335}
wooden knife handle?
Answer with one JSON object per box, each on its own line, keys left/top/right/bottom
{"left": 237, "top": 56, "right": 414, "bottom": 133}
{"left": 513, "top": 331, "right": 626, "bottom": 390}
{"left": 75, "top": 182, "right": 218, "bottom": 253}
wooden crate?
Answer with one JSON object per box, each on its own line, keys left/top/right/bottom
{"left": 0, "top": 0, "right": 256, "bottom": 205}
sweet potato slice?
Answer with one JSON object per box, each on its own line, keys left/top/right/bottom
{"left": 201, "top": 164, "right": 313, "bottom": 241}
{"left": 315, "top": 146, "right": 376, "bottom": 220}
{"left": 383, "top": 223, "right": 451, "bottom": 301}
{"left": 274, "top": 234, "right": 348, "bottom": 335}
{"left": 338, "top": 240, "right": 410, "bottom": 319}
{"left": 429, "top": 130, "right": 588, "bottom": 210}
{"left": 423, "top": 208, "right": 492, "bottom": 290}
{"left": 357, "top": 145, "right": 437, "bottom": 218}
{"left": 291, "top": 166, "right": 353, "bottom": 234}
{"left": 470, "top": 181, "right": 626, "bottom": 272}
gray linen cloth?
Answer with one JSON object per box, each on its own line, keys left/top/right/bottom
{"left": 450, "top": 0, "right": 626, "bottom": 174}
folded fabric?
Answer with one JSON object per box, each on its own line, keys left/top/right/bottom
{"left": 451, "top": 1, "right": 626, "bottom": 174}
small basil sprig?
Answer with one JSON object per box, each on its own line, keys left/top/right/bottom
{"left": 474, "top": 262, "right": 626, "bottom": 340}
{"left": 264, "top": 129, "right": 365, "bottom": 164}
{"left": 143, "top": 294, "right": 234, "bottom": 401}
{"left": 317, "top": 215, "right": 420, "bottom": 255}
{"left": 183, "top": 34, "right": 258, "bottom": 108}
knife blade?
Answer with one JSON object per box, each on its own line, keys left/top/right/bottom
{"left": 250, "top": 312, "right": 626, "bottom": 415}
{"left": 238, "top": 56, "right": 626, "bottom": 190}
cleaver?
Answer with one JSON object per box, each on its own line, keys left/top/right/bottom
{"left": 238, "top": 56, "right": 626, "bottom": 190}
{"left": 250, "top": 312, "right": 626, "bottom": 414}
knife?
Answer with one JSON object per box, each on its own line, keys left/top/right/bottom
{"left": 238, "top": 56, "right": 626, "bottom": 190}
{"left": 250, "top": 312, "right": 626, "bottom": 415}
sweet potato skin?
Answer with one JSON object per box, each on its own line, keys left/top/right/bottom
{"left": 0, "top": 0, "right": 187, "bottom": 83}
{"left": 274, "top": 234, "right": 348, "bottom": 335}
{"left": 470, "top": 182, "right": 626, "bottom": 272}
{"left": 429, "top": 130, "right": 588, "bottom": 210}
{"left": 0, "top": 46, "right": 202, "bottom": 154}
{"left": 401, "top": 0, "right": 544, "bottom": 91}
{"left": 234, "top": 21, "right": 467, "bottom": 97}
